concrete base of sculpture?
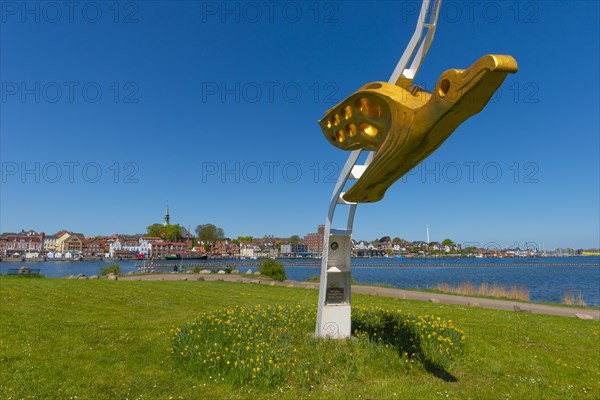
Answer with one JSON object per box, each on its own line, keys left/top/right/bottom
{"left": 316, "top": 232, "right": 352, "bottom": 338}
{"left": 319, "top": 304, "right": 351, "bottom": 338}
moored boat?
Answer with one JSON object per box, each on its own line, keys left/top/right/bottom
{"left": 164, "top": 254, "right": 207, "bottom": 260}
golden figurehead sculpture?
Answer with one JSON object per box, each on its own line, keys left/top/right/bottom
{"left": 319, "top": 54, "right": 518, "bottom": 203}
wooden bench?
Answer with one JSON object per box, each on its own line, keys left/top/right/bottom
{"left": 6, "top": 268, "right": 41, "bottom": 276}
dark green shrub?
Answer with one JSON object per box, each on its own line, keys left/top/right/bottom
{"left": 226, "top": 265, "right": 237, "bottom": 273}
{"left": 257, "top": 259, "right": 286, "bottom": 281}
{"left": 100, "top": 264, "right": 121, "bottom": 276}
{"left": 305, "top": 275, "right": 320, "bottom": 282}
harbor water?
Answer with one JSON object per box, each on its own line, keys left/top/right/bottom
{"left": 2, "top": 257, "right": 598, "bottom": 306}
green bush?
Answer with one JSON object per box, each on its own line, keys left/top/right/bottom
{"left": 100, "top": 264, "right": 121, "bottom": 276}
{"left": 227, "top": 265, "right": 237, "bottom": 273}
{"left": 257, "top": 259, "right": 286, "bottom": 281}
{"left": 305, "top": 275, "right": 359, "bottom": 284}
{"left": 305, "top": 274, "right": 321, "bottom": 282}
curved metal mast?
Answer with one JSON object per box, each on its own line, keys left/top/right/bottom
{"left": 316, "top": 0, "right": 442, "bottom": 336}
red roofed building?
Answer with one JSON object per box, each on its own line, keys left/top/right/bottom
{"left": 82, "top": 238, "right": 107, "bottom": 257}
{"left": 4, "top": 232, "right": 43, "bottom": 256}
{"left": 149, "top": 241, "right": 186, "bottom": 258}
{"left": 0, "top": 235, "right": 7, "bottom": 257}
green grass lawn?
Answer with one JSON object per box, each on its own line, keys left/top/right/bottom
{"left": 0, "top": 277, "right": 598, "bottom": 399}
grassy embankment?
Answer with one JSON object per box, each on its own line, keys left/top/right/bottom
{"left": 0, "top": 277, "right": 598, "bottom": 399}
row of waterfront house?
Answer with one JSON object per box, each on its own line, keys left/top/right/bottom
{"left": 0, "top": 230, "right": 192, "bottom": 259}
{"left": 0, "top": 225, "right": 548, "bottom": 261}
{"left": 0, "top": 229, "right": 315, "bottom": 260}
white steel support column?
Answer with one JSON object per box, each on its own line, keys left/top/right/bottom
{"left": 315, "top": 0, "right": 442, "bottom": 338}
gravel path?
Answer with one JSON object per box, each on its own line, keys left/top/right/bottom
{"left": 118, "top": 273, "right": 599, "bottom": 320}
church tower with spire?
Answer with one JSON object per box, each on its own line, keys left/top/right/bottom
{"left": 163, "top": 202, "right": 170, "bottom": 226}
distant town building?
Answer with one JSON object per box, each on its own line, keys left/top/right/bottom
{"left": 0, "top": 235, "right": 7, "bottom": 256}
{"left": 179, "top": 226, "right": 195, "bottom": 249}
{"left": 82, "top": 238, "right": 107, "bottom": 257}
{"left": 211, "top": 241, "right": 241, "bottom": 258}
{"left": 56, "top": 232, "right": 84, "bottom": 254}
{"left": 159, "top": 204, "right": 194, "bottom": 249}
{"left": 303, "top": 225, "right": 325, "bottom": 254}
{"left": 281, "top": 243, "right": 308, "bottom": 256}
{"left": 109, "top": 236, "right": 163, "bottom": 257}
{"left": 2, "top": 230, "right": 43, "bottom": 256}
{"left": 254, "top": 246, "right": 278, "bottom": 259}
{"left": 240, "top": 244, "right": 258, "bottom": 258}
{"left": 140, "top": 237, "right": 163, "bottom": 254}
{"left": 163, "top": 203, "right": 170, "bottom": 226}
{"left": 353, "top": 240, "right": 385, "bottom": 257}
{"left": 43, "top": 233, "right": 60, "bottom": 253}
{"left": 149, "top": 241, "right": 186, "bottom": 258}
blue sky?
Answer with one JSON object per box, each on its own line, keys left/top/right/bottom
{"left": 1, "top": 1, "right": 598, "bottom": 249}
